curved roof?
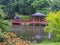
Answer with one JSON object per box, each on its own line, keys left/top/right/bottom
{"left": 14, "top": 16, "right": 20, "bottom": 20}
{"left": 32, "top": 12, "right": 45, "bottom": 16}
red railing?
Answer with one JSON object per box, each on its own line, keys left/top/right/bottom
{"left": 11, "top": 19, "right": 47, "bottom": 24}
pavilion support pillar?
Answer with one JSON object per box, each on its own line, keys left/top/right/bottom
{"left": 39, "top": 17, "right": 40, "bottom": 22}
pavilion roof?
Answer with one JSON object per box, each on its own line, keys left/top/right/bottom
{"left": 14, "top": 16, "right": 21, "bottom": 20}
{"left": 32, "top": 12, "right": 45, "bottom": 16}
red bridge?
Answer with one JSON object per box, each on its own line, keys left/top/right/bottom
{"left": 11, "top": 12, "right": 47, "bottom": 25}
{"left": 11, "top": 20, "right": 47, "bottom": 25}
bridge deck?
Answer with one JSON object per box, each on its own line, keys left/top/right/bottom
{"left": 11, "top": 20, "right": 47, "bottom": 25}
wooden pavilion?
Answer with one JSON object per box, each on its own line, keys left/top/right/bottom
{"left": 11, "top": 12, "right": 47, "bottom": 25}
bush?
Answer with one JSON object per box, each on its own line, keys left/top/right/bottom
{"left": 0, "top": 32, "right": 31, "bottom": 45}
{"left": 44, "top": 11, "right": 60, "bottom": 42}
{"left": 52, "top": 37, "right": 60, "bottom": 42}
{"left": 0, "top": 38, "right": 4, "bottom": 42}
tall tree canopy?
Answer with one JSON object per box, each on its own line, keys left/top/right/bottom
{"left": 0, "top": 0, "right": 60, "bottom": 19}
{"left": 32, "top": 0, "right": 60, "bottom": 14}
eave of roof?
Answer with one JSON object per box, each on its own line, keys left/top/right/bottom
{"left": 32, "top": 12, "right": 45, "bottom": 16}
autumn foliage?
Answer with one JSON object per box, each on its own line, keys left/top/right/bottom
{"left": 0, "top": 32, "right": 31, "bottom": 45}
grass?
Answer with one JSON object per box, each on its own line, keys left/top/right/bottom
{"left": 36, "top": 42, "right": 60, "bottom": 45}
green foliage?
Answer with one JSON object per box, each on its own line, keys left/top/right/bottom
{"left": 50, "top": 0, "right": 60, "bottom": 11}
{"left": 44, "top": 11, "right": 60, "bottom": 42}
{"left": 0, "top": 10, "right": 7, "bottom": 18}
{"left": 21, "top": 15, "right": 31, "bottom": 20}
{"left": 0, "top": 7, "right": 10, "bottom": 39}
{"left": 52, "top": 37, "right": 60, "bottom": 42}
{"left": 32, "top": 0, "right": 60, "bottom": 14}
{"left": 36, "top": 42, "right": 60, "bottom": 45}
{"left": 3, "top": 0, "right": 35, "bottom": 19}
{"left": 0, "top": 9, "right": 10, "bottom": 31}
{"left": 0, "top": 0, "right": 60, "bottom": 18}
{"left": 31, "top": 0, "right": 51, "bottom": 14}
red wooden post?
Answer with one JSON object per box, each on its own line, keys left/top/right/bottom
{"left": 32, "top": 17, "right": 35, "bottom": 22}
{"left": 39, "top": 17, "right": 40, "bottom": 22}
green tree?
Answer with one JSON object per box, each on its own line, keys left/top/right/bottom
{"left": 3, "top": 0, "right": 35, "bottom": 19}
{"left": 31, "top": 0, "right": 51, "bottom": 14}
{"left": 45, "top": 11, "right": 60, "bottom": 42}
{"left": 0, "top": 6, "right": 10, "bottom": 37}
{"left": 0, "top": 0, "right": 60, "bottom": 19}
{"left": 32, "top": 0, "right": 60, "bottom": 14}
{"left": 50, "top": 0, "right": 60, "bottom": 12}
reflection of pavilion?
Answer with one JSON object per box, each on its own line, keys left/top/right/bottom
{"left": 11, "top": 12, "right": 47, "bottom": 25}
